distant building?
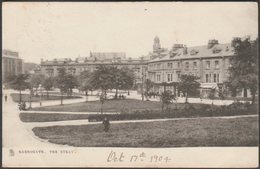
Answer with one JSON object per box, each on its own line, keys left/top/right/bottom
{"left": 2, "top": 49, "right": 24, "bottom": 83}
{"left": 39, "top": 52, "right": 149, "bottom": 92}
{"left": 24, "top": 62, "right": 39, "bottom": 74}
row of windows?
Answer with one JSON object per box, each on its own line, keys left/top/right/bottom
{"left": 149, "top": 60, "right": 221, "bottom": 70}
{"left": 205, "top": 73, "right": 220, "bottom": 83}
{"left": 149, "top": 62, "right": 181, "bottom": 70}
{"left": 152, "top": 72, "right": 220, "bottom": 83}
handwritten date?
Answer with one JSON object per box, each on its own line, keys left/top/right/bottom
{"left": 107, "top": 151, "right": 171, "bottom": 163}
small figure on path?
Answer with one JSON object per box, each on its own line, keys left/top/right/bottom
{"left": 23, "top": 102, "right": 27, "bottom": 110}
{"left": 5, "top": 94, "right": 7, "bottom": 102}
{"left": 102, "top": 116, "right": 110, "bottom": 132}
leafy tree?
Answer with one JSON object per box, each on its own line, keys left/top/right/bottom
{"left": 90, "top": 65, "right": 114, "bottom": 96}
{"left": 78, "top": 70, "right": 93, "bottom": 96}
{"left": 8, "top": 74, "right": 30, "bottom": 103}
{"left": 111, "top": 66, "right": 135, "bottom": 99}
{"left": 228, "top": 36, "right": 258, "bottom": 104}
{"left": 160, "top": 90, "right": 176, "bottom": 113}
{"left": 55, "top": 67, "right": 68, "bottom": 105}
{"left": 42, "top": 76, "right": 55, "bottom": 98}
{"left": 89, "top": 65, "right": 115, "bottom": 113}
{"left": 29, "top": 74, "right": 45, "bottom": 96}
{"left": 178, "top": 74, "right": 200, "bottom": 103}
{"left": 64, "top": 74, "right": 78, "bottom": 96}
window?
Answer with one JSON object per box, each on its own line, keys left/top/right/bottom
{"left": 157, "top": 74, "right": 161, "bottom": 82}
{"left": 167, "top": 62, "right": 173, "bottom": 69}
{"left": 213, "top": 74, "right": 217, "bottom": 83}
{"left": 206, "top": 61, "right": 210, "bottom": 69}
{"left": 217, "top": 74, "right": 219, "bottom": 83}
{"left": 177, "top": 71, "right": 181, "bottom": 79}
{"left": 193, "top": 62, "right": 197, "bottom": 70}
{"left": 167, "top": 73, "right": 173, "bottom": 82}
{"left": 157, "top": 64, "right": 161, "bottom": 69}
{"left": 185, "top": 62, "right": 189, "bottom": 69}
{"left": 206, "top": 74, "right": 209, "bottom": 83}
{"left": 177, "top": 62, "right": 180, "bottom": 68}
{"left": 215, "top": 60, "right": 219, "bottom": 69}
{"left": 209, "top": 74, "right": 212, "bottom": 83}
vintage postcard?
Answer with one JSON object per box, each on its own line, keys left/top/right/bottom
{"left": 2, "top": 2, "right": 259, "bottom": 168}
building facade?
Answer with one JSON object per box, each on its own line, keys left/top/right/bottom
{"left": 40, "top": 52, "right": 148, "bottom": 92}
{"left": 38, "top": 37, "right": 253, "bottom": 98}
{"left": 2, "top": 49, "right": 24, "bottom": 83}
{"left": 147, "top": 37, "right": 251, "bottom": 98}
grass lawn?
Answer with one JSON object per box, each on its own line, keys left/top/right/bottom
{"left": 19, "top": 113, "right": 91, "bottom": 122}
{"left": 32, "top": 116, "right": 259, "bottom": 147}
{"left": 30, "top": 99, "right": 205, "bottom": 112}
{"left": 10, "top": 93, "right": 81, "bottom": 103}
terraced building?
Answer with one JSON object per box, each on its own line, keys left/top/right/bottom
{"left": 147, "top": 37, "right": 252, "bottom": 98}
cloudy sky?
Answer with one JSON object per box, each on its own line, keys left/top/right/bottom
{"left": 3, "top": 2, "right": 258, "bottom": 64}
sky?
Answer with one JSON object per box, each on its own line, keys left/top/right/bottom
{"left": 3, "top": 2, "right": 258, "bottom": 64}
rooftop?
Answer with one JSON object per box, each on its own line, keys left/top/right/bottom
{"left": 149, "top": 43, "right": 235, "bottom": 63}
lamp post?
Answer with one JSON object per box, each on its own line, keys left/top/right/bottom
{"left": 141, "top": 71, "right": 144, "bottom": 101}
{"left": 217, "top": 83, "right": 224, "bottom": 104}
{"left": 39, "top": 84, "right": 42, "bottom": 106}
{"left": 217, "top": 83, "right": 223, "bottom": 96}
{"left": 60, "top": 84, "right": 64, "bottom": 105}
{"left": 29, "top": 88, "right": 32, "bottom": 109}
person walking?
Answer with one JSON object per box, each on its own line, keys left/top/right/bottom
{"left": 5, "top": 94, "right": 7, "bottom": 102}
{"left": 102, "top": 116, "right": 110, "bottom": 132}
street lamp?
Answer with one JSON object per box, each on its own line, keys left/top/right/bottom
{"left": 141, "top": 71, "right": 144, "bottom": 101}
{"left": 39, "top": 84, "right": 42, "bottom": 106}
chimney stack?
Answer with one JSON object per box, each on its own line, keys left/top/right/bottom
{"left": 208, "top": 39, "right": 218, "bottom": 49}
{"left": 183, "top": 45, "right": 188, "bottom": 55}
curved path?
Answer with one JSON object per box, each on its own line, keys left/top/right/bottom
{"left": 2, "top": 89, "right": 61, "bottom": 148}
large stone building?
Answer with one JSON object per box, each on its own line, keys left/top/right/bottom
{"left": 2, "top": 49, "right": 24, "bottom": 83}
{"left": 38, "top": 37, "right": 254, "bottom": 98}
{"left": 40, "top": 52, "right": 148, "bottom": 92}
{"left": 147, "top": 37, "right": 251, "bottom": 98}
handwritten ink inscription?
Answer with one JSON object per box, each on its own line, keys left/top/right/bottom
{"left": 107, "top": 151, "right": 171, "bottom": 163}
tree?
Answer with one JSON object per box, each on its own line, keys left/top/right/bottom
{"left": 78, "top": 70, "right": 93, "bottom": 97}
{"left": 89, "top": 65, "right": 114, "bottom": 112}
{"left": 42, "top": 76, "right": 54, "bottom": 98}
{"left": 160, "top": 90, "right": 176, "bottom": 113}
{"left": 90, "top": 65, "right": 114, "bottom": 95}
{"left": 64, "top": 74, "right": 78, "bottom": 96}
{"left": 228, "top": 36, "right": 258, "bottom": 104}
{"left": 144, "top": 79, "right": 154, "bottom": 100}
{"left": 178, "top": 74, "right": 200, "bottom": 103}
{"left": 29, "top": 74, "right": 45, "bottom": 96}
{"left": 111, "top": 66, "right": 135, "bottom": 99}
{"left": 8, "top": 74, "right": 30, "bottom": 103}
{"left": 55, "top": 68, "right": 68, "bottom": 105}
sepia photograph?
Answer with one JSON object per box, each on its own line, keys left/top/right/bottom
{"left": 2, "top": 2, "right": 259, "bottom": 168}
